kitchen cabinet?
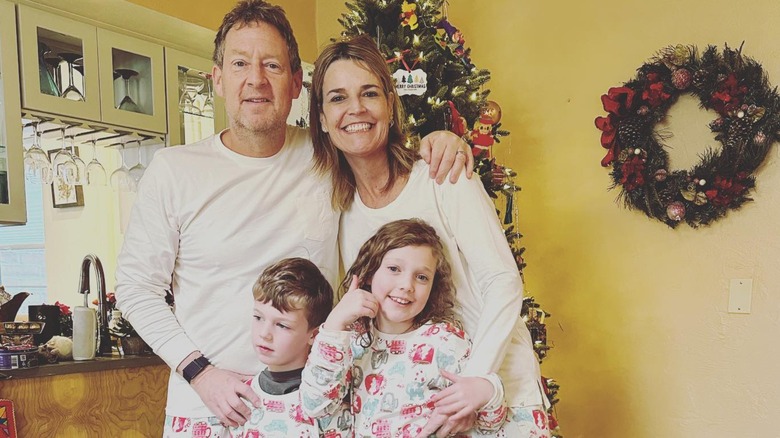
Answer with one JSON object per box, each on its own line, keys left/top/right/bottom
{"left": 97, "top": 28, "right": 167, "bottom": 134}
{"left": 164, "top": 48, "right": 226, "bottom": 146}
{"left": 16, "top": 4, "right": 101, "bottom": 122}
{"left": 0, "top": 0, "right": 26, "bottom": 224}
{"left": 17, "top": 5, "right": 167, "bottom": 134}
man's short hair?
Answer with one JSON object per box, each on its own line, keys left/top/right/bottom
{"left": 213, "top": 0, "right": 301, "bottom": 73}
{"left": 252, "top": 258, "right": 333, "bottom": 329}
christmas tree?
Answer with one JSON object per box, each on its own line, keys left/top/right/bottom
{"left": 337, "top": 0, "right": 561, "bottom": 435}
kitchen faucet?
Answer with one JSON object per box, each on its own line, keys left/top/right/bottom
{"left": 78, "top": 254, "right": 113, "bottom": 356}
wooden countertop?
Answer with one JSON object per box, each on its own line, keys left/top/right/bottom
{"left": 2, "top": 353, "right": 169, "bottom": 436}
{"left": 0, "top": 353, "right": 166, "bottom": 380}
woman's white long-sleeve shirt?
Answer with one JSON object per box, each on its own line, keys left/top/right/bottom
{"left": 115, "top": 128, "right": 340, "bottom": 417}
{"left": 339, "top": 160, "right": 547, "bottom": 408}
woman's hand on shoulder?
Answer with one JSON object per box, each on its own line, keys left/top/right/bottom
{"left": 420, "top": 131, "right": 474, "bottom": 184}
{"left": 431, "top": 370, "right": 494, "bottom": 417}
{"left": 415, "top": 410, "right": 476, "bottom": 438}
{"left": 415, "top": 369, "right": 493, "bottom": 437}
{"left": 323, "top": 275, "right": 378, "bottom": 331}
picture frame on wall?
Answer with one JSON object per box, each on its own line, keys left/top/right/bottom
{"left": 47, "top": 148, "right": 85, "bottom": 208}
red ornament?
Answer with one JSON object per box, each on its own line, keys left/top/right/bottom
{"left": 491, "top": 165, "right": 505, "bottom": 185}
{"left": 470, "top": 114, "right": 495, "bottom": 158}
{"left": 671, "top": 68, "right": 692, "bottom": 90}
{"left": 482, "top": 100, "right": 502, "bottom": 124}
{"left": 666, "top": 201, "right": 686, "bottom": 221}
{"left": 446, "top": 101, "right": 468, "bottom": 137}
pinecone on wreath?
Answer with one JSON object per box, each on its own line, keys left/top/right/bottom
{"left": 617, "top": 117, "right": 647, "bottom": 148}
{"left": 657, "top": 187, "right": 676, "bottom": 205}
{"left": 728, "top": 117, "right": 753, "bottom": 141}
{"left": 693, "top": 69, "right": 711, "bottom": 89}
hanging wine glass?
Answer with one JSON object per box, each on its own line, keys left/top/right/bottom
{"left": 179, "top": 68, "right": 202, "bottom": 115}
{"left": 177, "top": 66, "right": 190, "bottom": 112}
{"left": 23, "top": 121, "right": 54, "bottom": 184}
{"left": 114, "top": 68, "right": 142, "bottom": 113}
{"left": 59, "top": 52, "right": 85, "bottom": 101}
{"left": 110, "top": 142, "right": 136, "bottom": 192}
{"left": 52, "top": 128, "right": 78, "bottom": 185}
{"left": 200, "top": 72, "right": 214, "bottom": 118}
{"left": 43, "top": 54, "right": 64, "bottom": 96}
{"left": 38, "top": 42, "right": 60, "bottom": 97}
{"left": 126, "top": 140, "right": 146, "bottom": 184}
{"left": 73, "top": 60, "right": 86, "bottom": 99}
{"left": 84, "top": 138, "right": 107, "bottom": 186}
{"left": 68, "top": 135, "right": 87, "bottom": 186}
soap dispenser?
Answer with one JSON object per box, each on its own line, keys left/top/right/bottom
{"left": 72, "top": 295, "right": 97, "bottom": 361}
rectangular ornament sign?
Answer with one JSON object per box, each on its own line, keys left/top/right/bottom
{"left": 393, "top": 68, "right": 428, "bottom": 96}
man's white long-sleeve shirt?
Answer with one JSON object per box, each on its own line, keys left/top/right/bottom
{"left": 115, "top": 127, "right": 339, "bottom": 417}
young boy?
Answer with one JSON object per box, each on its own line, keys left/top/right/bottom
{"left": 226, "top": 258, "right": 350, "bottom": 438}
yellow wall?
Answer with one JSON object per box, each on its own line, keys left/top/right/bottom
{"left": 317, "top": 0, "right": 780, "bottom": 436}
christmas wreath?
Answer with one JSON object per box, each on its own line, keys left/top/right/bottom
{"left": 595, "top": 44, "right": 780, "bottom": 227}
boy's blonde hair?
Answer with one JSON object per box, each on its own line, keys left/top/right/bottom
{"left": 253, "top": 258, "right": 333, "bottom": 329}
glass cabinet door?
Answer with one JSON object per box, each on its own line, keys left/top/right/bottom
{"left": 164, "top": 48, "right": 225, "bottom": 146}
{"left": 16, "top": 4, "right": 101, "bottom": 122}
{"left": 97, "top": 28, "right": 166, "bottom": 134}
{"left": 287, "top": 61, "right": 314, "bottom": 128}
{"left": 0, "top": 0, "right": 26, "bottom": 224}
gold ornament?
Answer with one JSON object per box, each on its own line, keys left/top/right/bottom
{"left": 482, "top": 100, "right": 502, "bottom": 124}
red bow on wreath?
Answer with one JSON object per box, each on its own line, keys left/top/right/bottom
{"left": 642, "top": 72, "right": 671, "bottom": 108}
{"left": 595, "top": 86, "right": 635, "bottom": 166}
{"left": 710, "top": 73, "right": 748, "bottom": 115}
{"left": 705, "top": 173, "right": 749, "bottom": 207}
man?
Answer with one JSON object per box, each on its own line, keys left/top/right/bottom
{"left": 115, "top": 1, "right": 471, "bottom": 436}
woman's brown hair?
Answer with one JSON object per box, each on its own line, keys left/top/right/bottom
{"left": 342, "top": 219, "right": 458, "bottom": 347}
{"left": 310, "top": 34, "right": 419, "bottom": 211}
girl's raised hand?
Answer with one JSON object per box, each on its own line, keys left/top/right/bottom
{"left": 323, "top": 275, "right": 379, "bottom": 331}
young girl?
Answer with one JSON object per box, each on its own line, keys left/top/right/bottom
{"left": 301, "top": 219, "right": 506, "bottom": 437}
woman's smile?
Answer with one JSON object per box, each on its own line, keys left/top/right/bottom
{"left": 320, "top": 59, "right": 393, "bottom": 159}
{"left": 343, "top": 122, "right": 374, "bottom": 133}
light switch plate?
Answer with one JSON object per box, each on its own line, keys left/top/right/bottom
{"left": 728, "top": 278, "right": 752, "bottom": 314}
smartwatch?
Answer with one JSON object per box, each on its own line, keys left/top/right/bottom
{"left": 182, "top": 355, "right": 211, "bottom": 383}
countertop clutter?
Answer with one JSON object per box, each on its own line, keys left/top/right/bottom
{"left": 1, "top": 351, "right": 164, "bottom": 380}
{"left": 0, "top": 318, "right": 164, "bottom": 380}
{"left": 0, "top": 320, "right": 44, "bottom": 372}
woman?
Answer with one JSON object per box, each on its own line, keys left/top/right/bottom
{"left": 310, "top": 34, "right": 550, "bottom": 438}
